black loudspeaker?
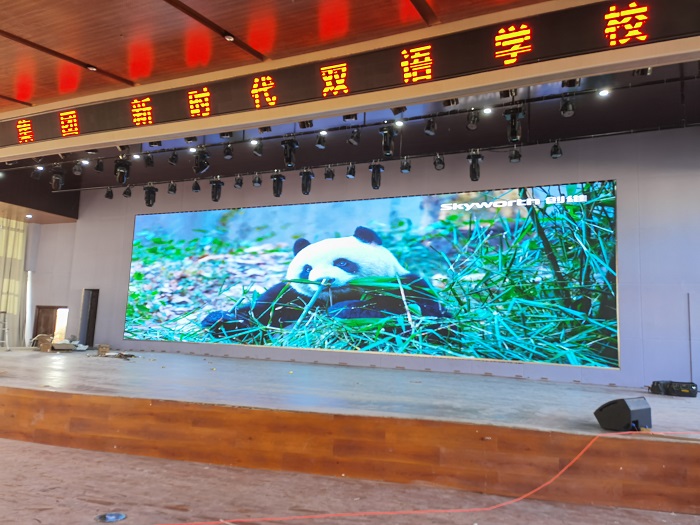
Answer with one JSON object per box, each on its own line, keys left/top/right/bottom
{"left": 594, "top": 397, "right": 652, "bottom": 431}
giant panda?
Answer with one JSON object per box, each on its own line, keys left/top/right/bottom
{"left": 201, "top": 226, "right": 449, "bottom": 336}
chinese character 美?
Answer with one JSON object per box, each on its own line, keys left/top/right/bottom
{"left": 59, "top": 110, "right": 80, "bottom": 136}
{"left": 401, "top": 45, "right": 433, "bottom": 84}
{"left": 16, "top": 119, "right": 34, "bottom": 143}
{"left": 131, "top": 97, "right": 154, "bottom": 126}
{"left": 495, "top": 24, "right": 532, "bottom": 66}
{"left": 605, "top": 2, "right": 649, "bottom": 47}
{"left": 250, "top": 76, "right": 277, "bottom": 109}
{"left": 320, "top": 63, "right": 349, "bottom": 97}
{"left": 188, "top": 87, "right": 211, "bottom": 118}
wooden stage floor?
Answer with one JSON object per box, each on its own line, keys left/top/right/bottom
{"left": 0, "top": 349, "right": 699, "bottom": 516}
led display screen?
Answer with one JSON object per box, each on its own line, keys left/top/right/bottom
{"left": 125, "top": 179, "right": 618, "bottom": 368}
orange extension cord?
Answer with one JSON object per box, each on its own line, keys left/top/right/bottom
{"left": 156, "top": 430, "right": 697, "bottom": 525}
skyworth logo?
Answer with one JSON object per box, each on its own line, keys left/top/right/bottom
{"left": 440, "top": 194, "right": 588, "bottom": 211}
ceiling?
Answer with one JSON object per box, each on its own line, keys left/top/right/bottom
{"left": 0, "top": 0, "right": 698, "bottom": 222}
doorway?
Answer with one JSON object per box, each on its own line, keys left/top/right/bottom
{"left": 33, "top": 306, "right": 69, "bottom": 341}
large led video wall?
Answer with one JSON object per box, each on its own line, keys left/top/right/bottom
{"left": 125, "top": 180, "right": 618, "bottom": 368}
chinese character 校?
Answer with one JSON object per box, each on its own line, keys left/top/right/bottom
{"left": 605, "top": 2, "right": 649, "bottom": 46}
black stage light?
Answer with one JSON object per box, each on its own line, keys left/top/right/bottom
{"left": 258, "top": 126, "right": 272, "bottom": 134}
{"left": 509, "top": 146, "right": 522, "bottom": 163}
{"left": 300, "top": 168, "right": 314, "bottom": 195}
{"left": 299, "top": 120, "right": 313, "bottom": 129}
{"left": 192, "top": 179, "right": 201, "bottom": 192}
{"left": 105, "top": 187, "right": 113, "bottom": 199}
{"left": 94, "top": 158, "right": 104, "bottom": 172}
{"left": 324, "top": 166, "right": 335, "bottom": 180}
{"left": 144, "top": 183, "right": 158, "bottom": 207}
{"left": 50, "top": 172, "right": 64, "bottom": 191}
{"left": 185, "top": 136, "right": 197, "bottom": 144}
{"left": 219, "top": 132, "right": 233, "bottom": 139}
{"left": 443, "top": 98, "right": 459, "bottom": 108}
{"left": 315, "top": 132, "right": 327, "bottom": 150}
{"left": 223, "top": 143, "right": 233, "bottom": 160}
{"left": 167, "top": 181, "right": 177, "bottom": 194}
{"left": 72, "top": 162, "right": 83, "bottom": 176}
{"left": 400, "top": 157, "right": 411, "bottom": 173}
{"left": 632, "top": 67, "right": 652, "bottom": 76}
{"left": 234, "top": 175, "right": 243, "bottom": 189}
{"left": 466, "top": 109, "right": 479, "bottom": 131}
{"left": 252, "top": 173, "right": 262, "bottom": 187}
{"left": 210, "top": 176, "right": 224, "bottom": 202}
{"left": 271, "top": 171, "right": 285, "bottom": 198}
{"left": 30, "top": 166, "right": 44, "bottom": 180}
{"left": 123, "top": 185, "right": 132, "bottom": 198}
{"left": 168, "top": 151, "right": 179, "bottom": 166}
{"left": 500, "top": 89, "right": 517, "bottom": 99}
{"left": 424, "top": 118, "right": 437, "bottom": 136}
{"left": 561, "top": 78, "right": 581, "bottom": 88}
{"left": 391, "top": 106, "right": 407, "bottom": 116}
{"left": 369, "top": 162, "right": 384, "bottom": 190}
{"left": 550, "top": 140, "right": 563, "bottom": 159}
{"left": 343, "top": 114, "right": 357, "bottom": 121}
{"left": 252, "top": 140, "right": 263, "bottom": 157}
{"left": 379, "top": 126, "right": 397, "bottom": 157}
{"left": 560, "top": 98, "right": 575, "bottom": 118}
{"left": 193, "top": 146, "right": 210, "bottom": 174}
{"left": 144, "top": 152, "right": 155, "bottom": 168}
{"left": 433, "top": 153, "right": 445, "bottom": 171}
{"left": 346, "top": 163, "right": 356, "bottom": 179}
{"left": 148, "top": 141, "right": 162, "bottom": 147}
{"left": 281, "top": 138, "right": 299, "bottom": 168}
{"left": 467, "top": 149, "right": 483, "bottom": 181}
{"left": 347, "top": 128, "right": 361, "bottom": 146}
{"left": 114, "top": 155, "right": 131, "bottom": 185}
{"left": 504, "top": 107, "right": 525, "bottom": 143}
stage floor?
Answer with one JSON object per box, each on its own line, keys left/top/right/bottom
{"left": 1, "top": 348, "right": 698, "bottom": 439}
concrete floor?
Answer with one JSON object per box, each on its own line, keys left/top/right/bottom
{"left": 2, "top": 438, "right": 699, "bottom": 525}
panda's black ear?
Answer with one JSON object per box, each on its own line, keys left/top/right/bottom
{"left": 293, "top": 238, "right": 311, "bottom": 255}
{"left": 354, "top": 226, "right": 382, "bottom": 245}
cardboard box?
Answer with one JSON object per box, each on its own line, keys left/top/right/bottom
{"left": 52, "top": 343, "right": 76, "bottom": 351}
{"left": 39, "top": 342, "right": 52, "bottom": 352}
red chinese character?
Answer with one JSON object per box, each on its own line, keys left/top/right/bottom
{"left": 250, "top": 76, "right": 277, "bottom": 108}
{"left": 16, "top": 119, "right": 34, "bottom": 143}
{"left": 131, "top": 97, "right": 154, "bottom": 126}
{"left": 495, "top": 24, "right": 532, "bottom": 66}
{"left": 401, "top": 45, "right": 433, "bottom": 84}
{"left": 188, "top": 87, "right": 211, "bottom": 118}
{"left": 320, "top": 63, "right": 349, "bottom": 97}
{"left": 59, "top": 110, "right": 80, "bottom": 136}
{"left": 605, "top": 2, "right": 649, "bottom": 46}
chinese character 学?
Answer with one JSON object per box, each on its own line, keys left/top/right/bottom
{"left": 188, "top": 87, "right": 211, "bottom": 118}
{"left": 495, "top": 24, "right": 532, "bottom": 66}
{"left": 251, "top": 76, "right": 277, "bottom": 109}
{"left": 16, "top": 119, "right": 34, "bottom": 143}
{"left": 605, "top": 2, "right": 649, "bottom": 47}
{"left": 401, "top": 45, "right": 433, "bottom": 84}
{"left": 131, "top": 97, "right": 154, "bottom": 126}
{"left": 59, "top": 110, "right": 80, "bottom": 136}
{"left": 320, "top": 63, "right": 349, "bottom": 97}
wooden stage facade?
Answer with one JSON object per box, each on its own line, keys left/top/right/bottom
{"left": 0, "top": 350, "right": 698, "bottom": 515}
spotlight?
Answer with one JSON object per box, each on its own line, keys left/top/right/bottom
{"left": 271, "top": 171, "right": 285, "bottom": 198}
{"left": 424, "top": 118, "right": 437, "bottom": 136}
{"left": 400, "top": 157, "right": 411, "bottom": 173}
{"left": 433, "top": 153, "right": 445, "bottom": 171}
{"left": 30, "top": 166, "right": 44, "bottom": 180}
{"left": 148, "top": 141, "right": 162, "bottom": 147}
{"left": 105, "top": 187, "right": 113, "bottom": 199}
{"left": 369, "top": 162, "right": 384, "bottom": 190}
{"left": 483, "top": 107, "right": 493, "bottom": 115}
{"left": 598, "top": 88, "right": 610, "bottom": 97}
{"left": 144, "top": 183, "right": 158, "bottom": 207}
{"left": 223, "top": 32, "right": 235, "bottom": 42}
{"left": 390, "top": 106, "right": 407, "bottom": 116}
{"left": 50, "top": 171, "right": 64, "bottom": 191}
{"left": 192, "top": 179, "right": 201, "bottom": 192}
{"left": 466, "top": 109, "right": 480, "bottom": 131}
{"left": 300, "top": 168, "right": 314, "bottom": 195}
{"left": 550, "top": 140, "right": 563, "bottom": 159}
{"left": 343, "top": 114, "right": 357, "bottom": 121}
{"left": 509, "top": 146, "right": 522, "bottom": 163}
{"left": 193, "top": 146, "right": 210, "bottom": 174}
{"left": 315, "top": 132, "right": 327, "bottom": 150}
{"left": 114, "top": 156, "right": 131, "bottom": 185}
{"left": 167, "top": 181, "right": 177, "bottom": 194}
{"left": 252, "top": 140, "right": 263, "bottom": 157}
{"left": 346, "top": 163, "right": 356, "bottom": 179}
{"left": 233, "top": 175, "right": 243, "bottom": 189}
{"left": 347, "top": 128, "right": 361, "bottom": 146}
{"left": 80, "top": 159, "right": 90, "bottom": 165}
{"left": 299, "top": 120, "right": 313, "bottom": 129}
{"left": 123, "top": 185, "right": 132, "bottom": 198}
{"left": 94, "top": 159, "right": 104, "bottom": 172}
{"left": 500, "top": 89, "right": 517, "bottom": 99}
{"left": 185, "top": 136, "right": 197, "bottom": 144}
{"left": 324, "top": 166, "right": 335, "bottom": 180}
{"left": 132, "top": 153, "right": 141, "bottom": 160}
{"left": 252, "top": 173, "right": 262, "bottom": 187}
{"left": 219, "top": 132, "right": 233, "bottom": 139}
{"left": 258, "top": 126, "right": 272, "bottom": 133}
{"left": 72, "top": 162, "right": 83, "bottom": 176}
{"left": 281, "top": 138, "right": 299, "bottom": 168}
{"left": 560, "top": 98, "right": 575, "bottom": 118}
{"left": 561, "top": 78, "right": 581, "bottom": 88}
{"left": 116, "top": 145, "right": 129, "bottom": 152}
{"left": 443, "top": 98, "right": 459, "bottom": 108}
{"left": 467, "top": 149, "right": 483, "bottom": 181}
{"left": 223, "top": 143, "right": 233, "bottom": 160}
{"left": 210, "top": 176, "right": 224, "bottom": 202}
{"left": 144, "top": 152, "right": 155, "bottom": 167}
{"left": 395, "top": 120, "right": 404, "bottom": 128}
{"left": 168, "top": 151, "right": 179, "bottom": 166}
{"left": 188, "top": 146, "right": 197, "bottom": 153}
{"left": 504, "top": 106, "right": 525, "bottom": 143}
{"left": 632, "top": 67, "right": 652, "bottom": 76}
{"left": 379, "top": 126, "right": 397, "bottom": 157}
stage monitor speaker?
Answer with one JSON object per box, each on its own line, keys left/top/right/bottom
{"left": 594, "top": 397, "right": 652, "bottom": 431}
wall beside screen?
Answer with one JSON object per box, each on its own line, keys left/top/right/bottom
{"left": 29, "top": 128, "right": 700, "bottom": 387}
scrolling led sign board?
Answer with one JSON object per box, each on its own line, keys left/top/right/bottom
{"left": 1, "top": 0, "right": 698, "bottom": 147}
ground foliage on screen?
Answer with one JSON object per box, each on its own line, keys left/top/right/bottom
{"left": 125, "top": 180, "right": 617, "bottom": 367}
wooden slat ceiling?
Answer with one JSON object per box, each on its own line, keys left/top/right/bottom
{"left": 0, "top": 0, "right": 549, "bottom": 112}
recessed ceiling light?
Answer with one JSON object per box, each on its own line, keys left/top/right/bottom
{"left": 25, "top": 214, "right": 33, "bottom": 219}
{"left": 598, "top": 89, "right": 610, "bottom": 97}
{"left": 483, "top": 107, "right": 493, "bottom": 115}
